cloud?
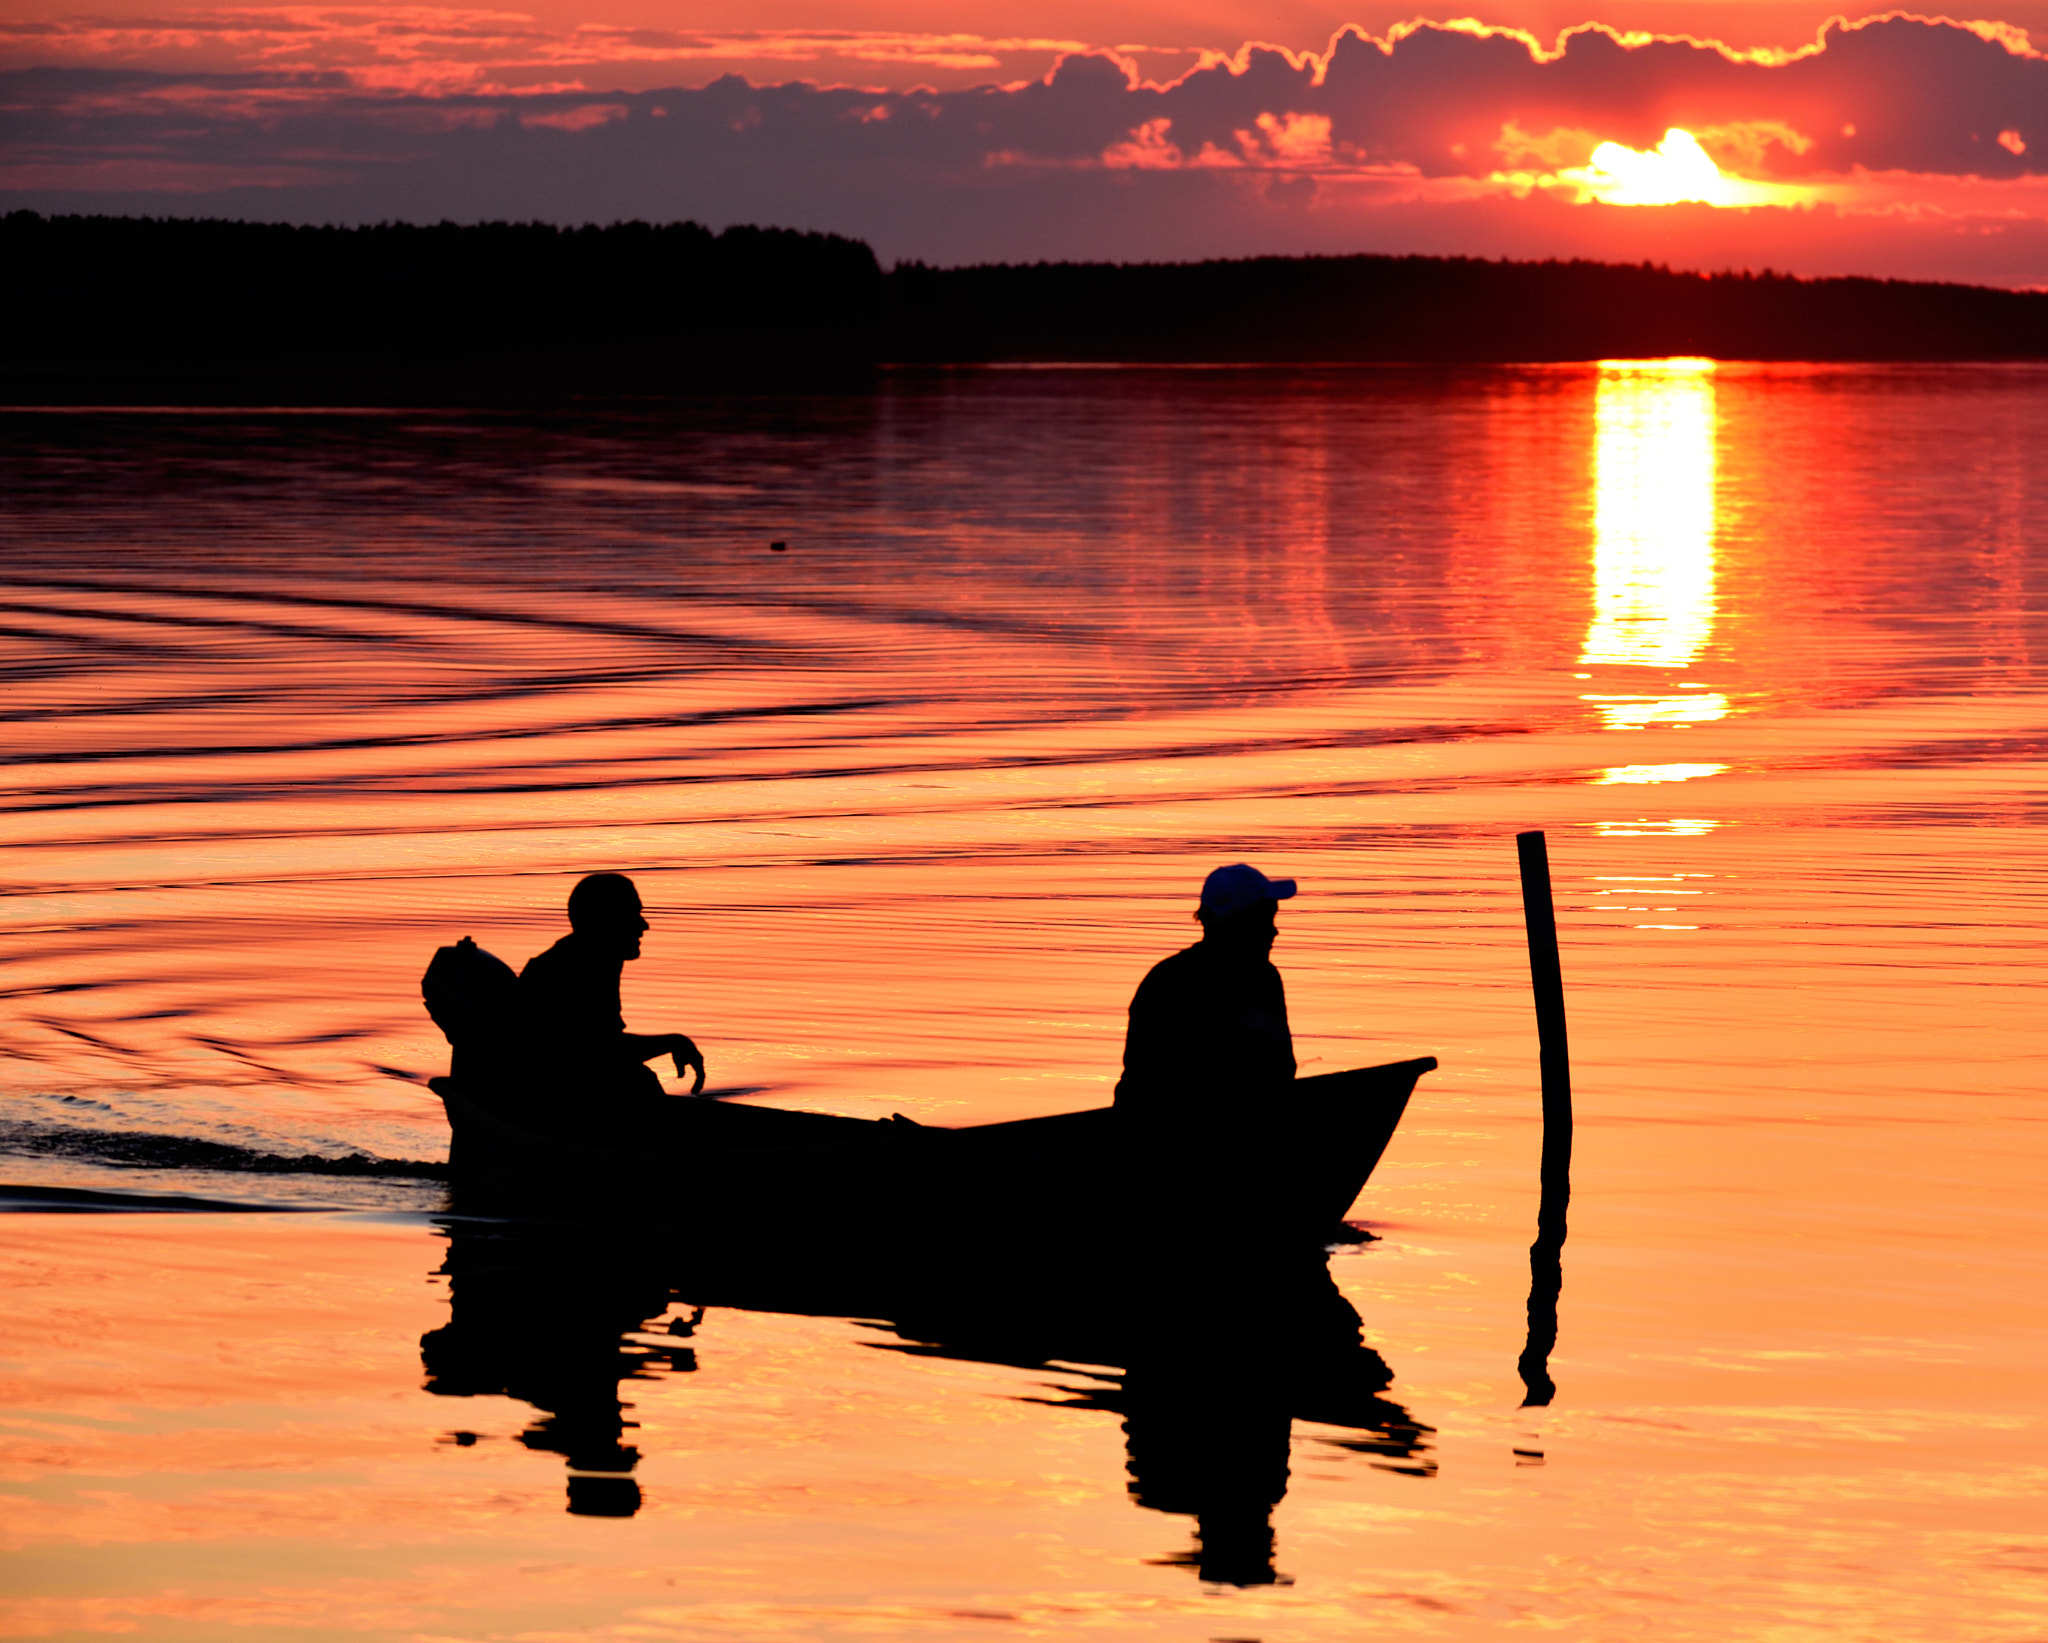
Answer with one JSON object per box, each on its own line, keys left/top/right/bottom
{"left": 517, "top": 100, "right": 626, "bottom": 130}
{"left": 0, "top": 13, "right": 1171, "bottom": 94}
{"left": 2, "top": 15, "right": 2047, "bottom": 282}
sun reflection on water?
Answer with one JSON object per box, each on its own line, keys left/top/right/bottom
{"left": 1593, "top": 762, "right": 1727, "bottom": 785}
{"left": 1593, "top": 817, "right": 1720, "bottom": 836}
{"left": 1585, "top": 691, "right": 1730, "bottom": 729}
{"left": 1581, "top": 359, "right": 1721, "bottom": 677}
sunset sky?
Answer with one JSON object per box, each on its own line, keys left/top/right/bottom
{"left": 4, "top": 0, "right": 2047, "bottom": 283}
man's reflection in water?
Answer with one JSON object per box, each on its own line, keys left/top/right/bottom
{"left": 420, "top": 1221, "right": 696, "bottom": 1517}
{"left": 417, "top": 1221, "right": 1430, "bottom": 1573}
{"left": 1121, "top": 1359, "right": 1295, "bottom": 1584}
{"left": 1045, "top": 1257, "right": 1433, "bottom": 1587}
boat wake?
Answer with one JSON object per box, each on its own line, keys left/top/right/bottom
{"left": 0, "top": 1118, "right": 448, "bottom": 1181}
{"left": 0, "top": 1181, "right": 329, "bottom": 1214}
{"left": 0, "top": 1115, "right": 452, "bottom": 1213}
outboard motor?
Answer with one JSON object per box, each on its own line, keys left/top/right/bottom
{"left": 422, "top": 936, "right": 526, "bottom": 1184}
{"left": 422, "top": 935, "right": 520, "bottom": 1082}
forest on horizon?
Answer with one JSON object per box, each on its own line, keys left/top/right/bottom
{"left": 8, "top": 212, "right": 2048, "bottom": 401}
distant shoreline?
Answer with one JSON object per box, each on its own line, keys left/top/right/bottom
{"left": 10, "top": 213, "right": 2047, "bottom": 404}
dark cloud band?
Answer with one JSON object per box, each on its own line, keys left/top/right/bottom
{"left": 1, "top": 15, "right": 2044, "bottom": 277}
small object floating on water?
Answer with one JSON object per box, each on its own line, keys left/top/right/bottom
{"left": 769, "top": 540, "right": 788, "bottom": 551}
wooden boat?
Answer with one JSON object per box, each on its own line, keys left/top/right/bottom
{"left": 430, "top": 1056, "right": 1435, "bottom": 1250}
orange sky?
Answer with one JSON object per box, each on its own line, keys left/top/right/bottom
{"left": 2, "top": 2, "right": 2046, "bottom": 281}
{"left": 10, "top": 0, "right": 2048, "bottom": 87}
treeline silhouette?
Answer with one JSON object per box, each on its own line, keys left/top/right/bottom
{"left": 892, "top": 255, "right": 2048, "bottom": 366}
{"left": 4, "top": 215, "right": 883, "bottom": 398}
{"left": 7, "top": 211, "right": 2046, "bottom": 401}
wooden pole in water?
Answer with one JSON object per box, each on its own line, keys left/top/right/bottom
{"left": 1516, "top": 830, "right": 1573, "bottom": 1170}
{"left": 1516, "top": 829, "right": 1571, "bottom": 1407}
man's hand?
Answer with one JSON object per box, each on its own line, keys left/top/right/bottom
{"left": 670, "top": 1035, "right": 706, "bottom": 1095}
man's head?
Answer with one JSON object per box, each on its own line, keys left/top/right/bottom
{"left": 567, "top": 872, "right": 648, "bottom": 960}
{"left": 1195, "top": 862, "right": 1296, "bottom": 956}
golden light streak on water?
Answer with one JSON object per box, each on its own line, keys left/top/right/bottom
{"left": 1592, "top": 762, "right": 1727, "bottom": 784}
{"left": 1585, "top": 690, "right": 1731, "bottom": 728}
{"left": 1580, "top": 358, "right": 1722, "bottom": 676}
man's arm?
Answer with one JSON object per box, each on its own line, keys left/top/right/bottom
{"left": 622, "top": 1031, "right": 706, "bottom": 1094}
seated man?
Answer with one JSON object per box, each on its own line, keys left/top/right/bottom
{"left": 520, "top": 873, "right": 705, "bottom": 1120}
{"left": 1114, "top": 862, "right": 1297, "bottom": 1128}
{"left": 1117, "top": 862, "right": 1334, "bottom": 1251}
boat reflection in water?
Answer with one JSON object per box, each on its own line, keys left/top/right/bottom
{"left": 419, "top": 1215, "right": 1431, "bottom": 1582}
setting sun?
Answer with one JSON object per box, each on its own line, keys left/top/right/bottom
{"left": 1587, "top": 129, "right": 1726, "bottom": 205}
{"left": 1567, "top": 127, "right": 1803, "bottom": 208}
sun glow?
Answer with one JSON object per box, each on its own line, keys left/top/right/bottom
{"left": 1565, "top": 127, "right": 1799, "bottom": 207}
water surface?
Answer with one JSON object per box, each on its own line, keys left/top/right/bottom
{"left": 2, "top": 363, "right": 2045, "bottom": 1639}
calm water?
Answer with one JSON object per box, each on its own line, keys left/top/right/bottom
{"left": 2, "top": 364, "right": 2046, "bottom": 1639}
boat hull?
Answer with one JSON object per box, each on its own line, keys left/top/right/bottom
{"left": 432, "top": 1057, "right": 1435, "bottom": 1254}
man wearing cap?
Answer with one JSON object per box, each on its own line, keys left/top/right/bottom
{"left": 1114, "top": 863, "right": 1298, "bottom": 1126}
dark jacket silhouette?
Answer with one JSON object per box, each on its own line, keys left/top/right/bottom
{"left": 518, "top": 930, "right": 671, "bottom": 1114}
{"left": 521, "top": 931, "right": 632, "bottom": 1061}
{"left": 1114, "top": 940, "right": 1295, "bottom": 1122}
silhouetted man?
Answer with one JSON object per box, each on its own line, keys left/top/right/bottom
{"left": 1114, "top": 863, "right": 1297, "bottom": 1126}
{"left": 520, "top": 874, "right": 706, "bottom": 1110}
